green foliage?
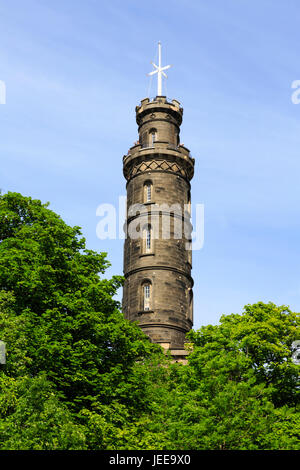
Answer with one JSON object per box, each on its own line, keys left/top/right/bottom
{"left": 0, "top": 375, "right": 86, "bottom": 450}
{"left": 148, "top": 302, "right": 300, "bottom": 450}
{"left": 0, "top": 192, "right": 162, "bottom": 449}
{"left": 0, "top": 192, "right": 299, "bottom": 450}
{"left": 188, "top": 302, "right": 300, "bottom": 407}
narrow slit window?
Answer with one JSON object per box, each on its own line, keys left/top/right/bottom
{"left": 146, "top": 227, "right": 151, "bottom": 252}
{"left": 149, "top": 129, "right": 157, "bottom": 146}
{"left": 187, "top": 190, "right": 191, "bottom": 214}
{"left": 142, "top": 224, "right": 153, "bottom": 255}
{"left": 144, "top": 181, "right": 153, "bottom": 203}
{"left": 144, "top": 284, "right": 151, "bottom": 311}
{"left": 188, "top": 289, "right": 193, "bottom": 321}
{"left": 146, "top": 183, "right": 151, "bottom": 202}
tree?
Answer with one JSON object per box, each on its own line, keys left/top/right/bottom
{"left": 0, "top": 192, "right": 162, "bottom": 449}
{"left": 148, "top": 302, "right": 300, "bottom": 450}
{"left": 0, "top": 374, "right": 87, "bottom": 450}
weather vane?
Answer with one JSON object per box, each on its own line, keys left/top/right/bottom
{"left": 148, "top": 41, "right": 171, "bottom": 96}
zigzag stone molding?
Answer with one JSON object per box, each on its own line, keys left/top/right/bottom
{"left": 128, "top": 159, "right": 187, "bottom": 180}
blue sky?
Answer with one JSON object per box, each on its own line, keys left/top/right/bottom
{"left": 1, "top": 0, "right": 300, "bottom": 328}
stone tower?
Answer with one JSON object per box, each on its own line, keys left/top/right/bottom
{"left": 122, "top": 94, "right": 195, "bottom": 357}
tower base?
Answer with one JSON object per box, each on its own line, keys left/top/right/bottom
{"left": 159, "top": 342, "right": 191, "bottom": 364}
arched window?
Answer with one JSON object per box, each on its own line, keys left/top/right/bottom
{"left": 144, "top": 181, "right": 152, "bottom": 203}
{"left": 141, "top": 224, "right": 154, "bottom": 255}
{"left": 144, "top": 225, "right": 152, "bottom": 253}
{"left": 149, "top": 128, "right": 157, "bottom": 146}
{"left": 143, "top": 281, "right": 152, "bottom": 311}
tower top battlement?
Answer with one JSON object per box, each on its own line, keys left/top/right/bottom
{"left": 134, "top": 95, "right": 184, "bottom": 152}
{"left": 136, "top": 96, "right": 183, "bottom": 126}
{"left": 137, "top": 96, "right": 182, "bottom": 111}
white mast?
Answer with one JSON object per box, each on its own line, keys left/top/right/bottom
{"left": 148, "top": 41, "right": 171, "bottom": 96}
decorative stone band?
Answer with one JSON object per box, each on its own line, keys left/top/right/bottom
{"left": 124, "top": 156, "right": 194, "bottom": 182}
{"left": 136, "top": 102, "right": 183, "bottom": 128}
{"left": 140, "top": 323, "right": 191, "bottom": 333}
{"left": 126, "top": 208, "right": 193, "bottom": 227}
{"left": 124, "top": 265, "right": 194, "bottom": 287}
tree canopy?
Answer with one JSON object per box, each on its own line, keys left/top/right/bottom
{"left": 0, "top": 192, "right": 162, "bottom": 449}
{"left": 153, "top": 302, "right": 300, "bottom": 449}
